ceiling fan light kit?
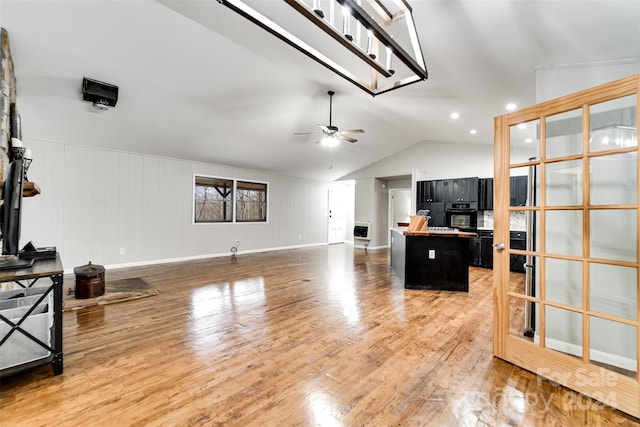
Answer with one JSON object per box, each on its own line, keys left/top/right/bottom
{"left": 217, "top": 0, "right": 428, "bottom": 96}
{"left": 297, "top": 90, "right": 365, "bottom": 146}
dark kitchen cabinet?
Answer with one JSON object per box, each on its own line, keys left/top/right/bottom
{"left": 425, "top": 202, "right": 446, "bottom": 227}
{"left": 478, "top": 178, "right": 494, "bottom": 211}
{"left": 475, "top": 176, "right": 527, "bottom": 210}
{"left": 418, "top": 178, "right": 478, "bottom": 204}
{"left": 416, "top": 180, "right": 447, "bottom": 227}
{"left": 480, "top": 234, "right": 494, "bottom": 268}
{"left": 418, "top": 177, "right": 478, "bottom": 227}
{"left": 416, "top": 201, "right": 445, "bottom": 227}
{"left": 510, "top": 176, "right": 528, "bottom": 207}
{"left": 470, "top": 230, "right": 494, "bottom": 268}
{"left": 417, "top": 180, "right": 447, "bottom": 202}
{"left": 469, "top": 230, "right": 526, "bottom": 272}
{"left": 448, "top": 177, "right": 478, "bottom": 202}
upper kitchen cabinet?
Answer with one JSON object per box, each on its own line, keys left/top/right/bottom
{"left": 476, "top": 176, "right": 528, "bottom": 210}
{"left": 418, "top": 178, "right": 478, "bottom": 204}
{"left": 417, "top": 180, "right": 448, "bottom": 202}
{"left": 448, "top": 177, "right": 478, "bottom": 203}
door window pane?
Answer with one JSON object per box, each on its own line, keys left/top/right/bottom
{"left": 545, "top": 306, "right": 583, "bottom": 359}
{"left": 545, "top": 258, "right": 583, "bottom": 308}
{"left": 511, "top": 165, "right": 540, "bottom": 207}
{"left": 590, "top": 152, "right": 637, "bottom": 206}
{"left": 546, "top": 160, "right": 583, "bottom": 206}
{"left": 590, "top": 209, "right": 637, "bottom": 262}
{"left": 510, "top": 119, "right": 540, "bottom": 164}
{"left": 509, "top": 296, "right": 536, "bottom": 342}
{"left": 590, "top": 263, "right": 637, "bottom": 321}
{"left": 510, "top": 255, "right": 539, "bottom": 296}
{"left": 546, "top": 210, "right": 583, "bottom": 257}
{"left": 546, "top": 109, "right": 583, "bottom": 159}
{"left": 590, "top": 316, "right": 637, "bottom": 378}
{"left": 589, "top": 94, "right": 637, "bottom": 153}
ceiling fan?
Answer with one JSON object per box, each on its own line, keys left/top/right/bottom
{"left": 295, "top": 91, "right": 364, "bottom": 146}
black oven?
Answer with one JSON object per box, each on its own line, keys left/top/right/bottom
{"left": 445, "top": 202, "right": 477, "bottom": 231}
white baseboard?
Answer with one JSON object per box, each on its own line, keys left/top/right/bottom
{"left": 353, "top": 244, "right": 388, "bottom": 250}
{"left": 62, "top": 242, "right": 328, "bottom": 275}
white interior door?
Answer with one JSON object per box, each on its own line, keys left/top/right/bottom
{"left": 389, "top": 189, "right": 411, "bottom": 226}
{"left": 328, "top": 189, "right": 347, "bottom": 244}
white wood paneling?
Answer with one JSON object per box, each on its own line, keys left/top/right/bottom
{"left": 19, "top": 138, "right": 330, "bottom": 270}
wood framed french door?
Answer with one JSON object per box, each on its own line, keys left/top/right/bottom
{"left": 493, "top": 74, "right": 640, "bottom": 418}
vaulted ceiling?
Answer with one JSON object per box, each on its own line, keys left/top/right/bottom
{"left": 2, "top": 0, "right": 639, "bottom": 181}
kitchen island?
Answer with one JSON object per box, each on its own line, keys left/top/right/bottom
{"left": 391, "top": 227, "right": 476, "bottom": 292}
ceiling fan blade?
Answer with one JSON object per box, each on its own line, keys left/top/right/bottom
{"left": 340, "top": 129, "right": 365, "bottom": 134}
{"left": 294, "top": 132, "right": 316, "bottom": 135}
{"left": 337, "top": 135, "right": 358, "bottom": 143}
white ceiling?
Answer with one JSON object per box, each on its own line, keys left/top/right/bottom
{"left": 2, "top": 0, "right": 639, "bottom": 181}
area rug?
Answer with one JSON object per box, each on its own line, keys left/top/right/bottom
{"left": 63, "top": 277, "right": 158, "bottom": 311}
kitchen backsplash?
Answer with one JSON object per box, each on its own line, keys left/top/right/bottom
{"left": 478, "top": 210, "right": 526, "bottom": 231}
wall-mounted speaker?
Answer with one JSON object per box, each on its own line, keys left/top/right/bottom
{"left": 82, "top": 77, "right": 118, "bottom": 110}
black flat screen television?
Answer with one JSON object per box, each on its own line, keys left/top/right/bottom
{"left": 0, "top": 159, "right": 33, "bottom": 270}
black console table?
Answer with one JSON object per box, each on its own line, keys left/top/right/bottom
{"left": 0, "top": 254, "right": 63, "bottom": 378}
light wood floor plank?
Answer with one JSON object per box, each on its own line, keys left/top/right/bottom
{"left": 1, "top": 244, "right": 638, "bottom": 426}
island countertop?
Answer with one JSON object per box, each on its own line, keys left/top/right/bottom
{"left": 391, "top": 227, "right": 477, "bottom": 238}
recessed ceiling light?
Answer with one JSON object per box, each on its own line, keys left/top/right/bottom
{"left": 470, "top": 129, "right": 477, "bottom": 134}
{"left": 506, "top": 103, "right": 517, "bottom": 111}
{"left": 517, "top": 123, "right": 527, "bottom": 129}
{"left": 524, "top": 138, "right": 533, "bottom": 143}
{"left": 450, "top": 112, "right": 460, "bottom": 119}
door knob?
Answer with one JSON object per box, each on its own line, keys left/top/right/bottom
{"left": 493, "top": 242, "right": 506, "bottom": 251}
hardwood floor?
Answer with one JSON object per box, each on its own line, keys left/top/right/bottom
{"left": 1, "top": 244, "right": 638, "bottom": 426}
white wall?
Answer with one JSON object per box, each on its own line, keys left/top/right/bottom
{"left": 353, "top": 178, "right": 374, "bottom": 248}
{"left": 21, "top": 138, "right": 330, "bottom": 272}
{"left": 342, "top": 140, "right": 494, "bottom": 181}
{"left": 536, "top": 62, "right": 640, "bottom": 103}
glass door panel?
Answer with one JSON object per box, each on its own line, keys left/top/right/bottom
{"left": 510, "top": 119, "right": 540, "bottom": 164}
{"left": 590, "top": 316, "right": 637, "bottom": 379}
{"left": 545, "top": 258, "right": 583, "bottom": 308}
{"left": 545, "top": 210, "right": 583, "bottom": 257}
{"left": 545, "top": 306, "right": 583, "bottom": 360}
{"left": 589, "top": 263, "right": 638, "bottom": 321}
{"left": 546, "top": 160, "right": 584, "bottom": 206}
{"left": 511, "top": 165, "right": 540, "bottom": 207}
{"left": 509, "top": 255, "right": 540, "bottom": 295}
{"left": 509, "top": 296, "right": 536, "bottom": 342}
{"left": 589, "top": 94, "right": 637, "bottom": 153}
{"left": 589, "top": 209, "right": 637, "bottom": 262}
{"left": 590, "top": 152, "right": 638, "bottom": 205}
{"left": 546, "top": 108, "right": 583, "bottom": 158}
